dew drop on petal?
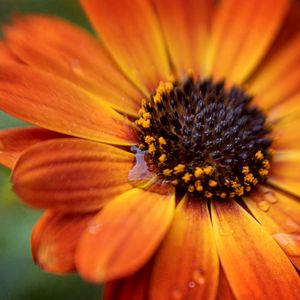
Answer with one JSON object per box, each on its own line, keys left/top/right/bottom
{"left": 284, "top": 219, "right": 299, "bottom": 233}
{"left": 188, "top": 281, "right": 196, "bottom": 289}
{"left": 257, "top": 200, "right": 271, "bottom": 212}
{"left": 272, "top": 232, "right": 300, "bottom": 257}
{"left": 128, "top": 147, "right": 152, "bottom": 186}
{"left": 68, "top": 58, "right": 83, "bottom": 76}
{"left": 88, "top": 221, "right": 102, "bottom": 235}
{"left": 263, "top": 190, "right": 278, "bottom": 204}
{"left": 192, "top": 268, "right": 205, "bottom": 286}
{"left": 171, "top": 288, "right": 183, "bottom": 300}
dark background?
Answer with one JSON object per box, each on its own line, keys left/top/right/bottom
{"left": 0, "top": 1, "right": 102, "bottom": 299}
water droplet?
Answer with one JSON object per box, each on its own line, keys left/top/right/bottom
{"left": 257, "top": 200, "right": 271, "bottom": 212}
{"left": 272, "top": 232, "right": 300, "bottom": 257}
{"left": 284, "top": 219, "right": 299, "bottom": 233}
{"left": 171, "top": 288, "right": 183, "bottom": 299}
{"left": 68, "top": 58, "right": 83, "bottom": 76}
{"left": 188, "top": 281, "right": 196, "bottom": 289}
{"left": 192, "top": 268, "right": 205, "bottom": 285}
{"left": 263, "top": 190, "right": 278, "bottom": 204}
{"left": 88, "top": 221, "right": 102, "bottom": 235}
{"left": 128, "top": 147, "right": 152, "bottom": 186}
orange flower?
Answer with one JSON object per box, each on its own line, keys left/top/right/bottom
{"left": 1, "top": 0, "right": 300, "bottom": 299}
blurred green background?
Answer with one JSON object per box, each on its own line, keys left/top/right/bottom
{"left": 0, "top": 1, "right": 102, "bottom": 299}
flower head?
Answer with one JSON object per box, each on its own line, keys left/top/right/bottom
{"left": 0, "top": 0, "right": 300, "bottom": 299}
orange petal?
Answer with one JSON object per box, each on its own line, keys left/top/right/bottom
{"left": 76, "top": 187, "right": 175, "bottom": 283}
{"left": 245, "top": 186, "right": 300, "bottom": 269}
{"left": 206, "top": 0, "right": 290, "bottom": 84}
{"left": 12, "top": 139, "right": 136, "bottom": 212}
{"left": 150, "top": 196, "right": 219, "bottom": 300}
{"left": 4, "top": 15, "right": 142, "bottom": 116}
{"left": 268, "top": 151, "right": 300, "bottom": 197}
{"left": 0, "top": 42, "right": 19, "bottom": 63}
{"left": 216, "top": 267, "right": 235, "bottom": 300}
{"left": 250, "top": 34, "right": 300, "bottom": 109}
{"left": 212, "top": 200, "right": 300, "bottom": 300}
{"left": 104, "top": 261, "right": 152, "bottom": 300}
{"left": 31, "top": 209, "right": 95, "bottom": 274}
{"left": 80, "top": 0, "right": 170, "bottom": 93}
{"left": 0, "top": 127, "right": 65, "bottom": 169}
{"left": 152, "top": 0, "right": 212, "bottom": 76}
{"left": 271, "top": 114, "right": 300, "bottom": 151}
{"left": 0, "top": 64, "right": 136, "bottom": 145}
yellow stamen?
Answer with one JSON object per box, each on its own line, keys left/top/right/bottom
{"left": 205, "top": 191, "right": 212, "bottom": 198}
{"left": 188, "top": 185, "right": 195, "bottom": 193}
{"left": 158, "top": 136, "right": 167, "bottom": 146}
{"left": 174, "top": 164, "right": 185, "bottom": 174}
{"left": 203, "top": 166, "right": 213, "bottom": 175}
{"left": 171, "top": 179, "right": 178, "bottom": 186}
{"left": 159, "top": 154, "right": 167, "bottom": 163}
{"left": 208, "top": 180, "right": 218, "bottom": 187}
{"left": 163, "top": 169, "right": 172, "bottom": 176}
{"left": 182, "top": 172, "right": 192, "bottom": 183}
{"left": 194, "top": 167, "right": 204, "bottom": 178}
{"left": 262, "top": 159, "right": 270, "bottom": 169}
{"left": 142, "top": 119, "right": 150, "bottom": 128}
{"left": 255, "top": 150, "right": 264, "bottom": 160}
{"left": 242, "top": 166, "right": 250, "bottom": 174}
{"left": 220, "top": 192, "right": 227, "bottom": 199}
{"left": 153, "top": 94, "right": 162, "bottom": 103}
{"left": 148, "top": 144, "right": 156, "bottom": 155}
{"left": 142, "top": 112, "right": 151, "bottom": 120}
{"left": 259, "top": 169, "right": 269, "bottom": 176}
{"left": 195, "top": 180, "right": 203, "bottom": 192}
{"left": 145, "top": 135, "right": 155, "bottom": 144}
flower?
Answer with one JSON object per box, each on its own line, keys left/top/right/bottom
{"left": 0, "top": 0, "right": 300, "bottom": 298}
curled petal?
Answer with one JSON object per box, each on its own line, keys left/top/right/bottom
{"left": 31, "top": 209, "right": 95, "bottom": 274}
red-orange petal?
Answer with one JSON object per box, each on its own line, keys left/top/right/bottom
{"left": 12, "top": 139, "right": 136, "bottom": 212}
{"left": 216, "top": 267, "right": 235, "bottom": 300}
{"left": 212, "top": 200, "right": 300, "bottom": 300}
{"left": 268, "top": 151, "right": 300, "bottom": 197}
{"left": 104, "top": 261, "right": 152, "bottom": 300}
{"left": 0, "top": 42, "right": 19, "bottom": 63}
{"left": 76, "top": 187, "right": 175, "bottom": 283}
{"left": 0, "top": 64, "right": 136, "bottom": 145}
{"left": 245, "top": 186, "right": 300, "bottom": 270}
{"left": 31, "top": 209, "right": 95, "bottom": 274}
{"left": 80, "top": 0, "right": 170, "bottom": 93}
{"left": 152, "top": 0, "right": 212, "bottom": 76}
{"left": 250, "top": 34, "right": 300, "bottom": 109}
{"left": 150, "top": 196, "right": 219, "bottom": 300}
{"left": 0, "top": 127, "right": 65, "bottom": 169}
{"left": 4, "top": 15, "right": 142, "bottom": 116}
{"left": 205, "top": 0, "right": 290, "bottom": 84}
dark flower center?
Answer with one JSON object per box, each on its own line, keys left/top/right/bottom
{"left": 135, "top": 76, "right": 272, "bottom": 200}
